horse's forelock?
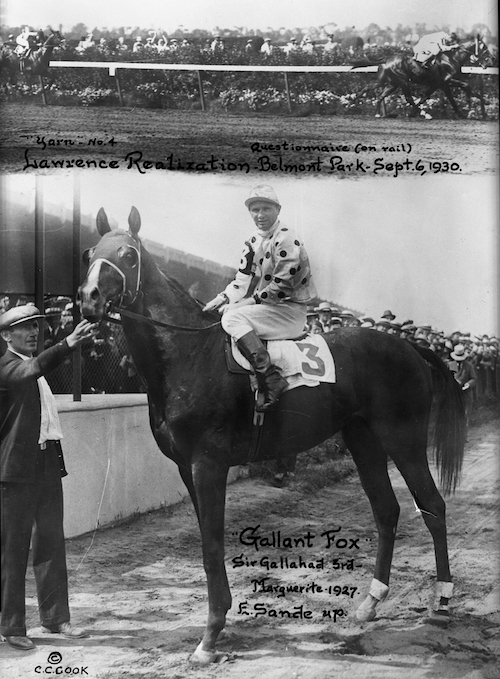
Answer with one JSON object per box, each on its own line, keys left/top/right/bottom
{"left": 97, "top": 228, "right": 141, "bottom": 250}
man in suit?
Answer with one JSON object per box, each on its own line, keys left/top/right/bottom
{"left": 0, "top": 303, "right": 97, "bottom": 651}
{"left": 449, "top": 343, "right": 477, "bottom": 425}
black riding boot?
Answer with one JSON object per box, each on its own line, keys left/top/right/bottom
{"left": 237, "top": 330, "right": 288, "bottom": 412}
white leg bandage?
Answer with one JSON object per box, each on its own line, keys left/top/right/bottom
{"left": 369, "top": 578, "right": 390, "bottom": 601}
{"left": 435, "top": 581, "right": 454, "bottom": 600}
{"left": 355, "top": 579, "right": 389, "bottom": 622}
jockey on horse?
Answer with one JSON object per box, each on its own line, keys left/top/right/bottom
{"left": 203, "top": 185, "right": 317, "bottom": 412}
{"left": 15, "top": 27, "right": 45, "bottom": 68}
{"left": 412, "top": 31, "right": 460, "bottom": 68}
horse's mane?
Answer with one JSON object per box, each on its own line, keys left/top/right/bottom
{"left": 142, "top": 243, "right": 219, "bottom": 321}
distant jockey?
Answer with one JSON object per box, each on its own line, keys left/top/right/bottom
{"left": 413, "top": 31, "right": 460, "bottom": 66}
{"left": 15, "top": 26, "right": 38, "bottom": 58}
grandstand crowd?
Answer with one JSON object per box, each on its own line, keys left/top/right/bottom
{"left": 2, "top": 23, "right": 497, "bottom": 65}
{"left": 305, "top": 302, "right": 499, "bottom": 403}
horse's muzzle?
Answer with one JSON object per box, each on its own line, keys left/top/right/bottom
{"left": 77, "top": 284, "right": 105, "bottom": 323}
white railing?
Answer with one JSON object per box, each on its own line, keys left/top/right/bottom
{"left": 49, "top": 60, "right": 499, "bottom": 111}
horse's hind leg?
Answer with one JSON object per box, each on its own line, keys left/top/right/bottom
{"left": 374, "top": 84, "right": 396, "bottom": 117}
{"left": 342, "top": 418, "right": 400, "bottom": 622}
{"left": 390, "top": 452, "right": 453, "bottom": 625}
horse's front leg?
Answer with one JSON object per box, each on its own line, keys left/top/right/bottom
{"left": 189, "top": 453, "right": 231, "bottom": 664}
{"left": 447, "top": 77, "right": 473, "bottom": 116}
{"left": 412, "top": 86, "right": 436, "bottom": 119}
{"left": 343, "top": 422, "right": 398, "bottom": 623}
{"left": 400, "top": 84, "right": 422, "bottom": 117}
{"left": 441, "top": 83, "right": 464, "bottom": 118}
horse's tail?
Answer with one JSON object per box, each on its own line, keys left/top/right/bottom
{"left": 411, "top": 343, "right": 466, "bottom": 495}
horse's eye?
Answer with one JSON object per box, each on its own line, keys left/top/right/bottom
{"left": 82, "top": 247, "right": 95, "bottom": 266}
{"left": 118, "top": 246, "right": 138, "bottom": 268}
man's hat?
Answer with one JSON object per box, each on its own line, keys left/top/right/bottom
{"left": 245, "top": 185, "right": 281, "bottom": 208}
{"left": 450, "top": 344, "right": 468, "bottom": 361}
{"left": 381, "top": 309, "right": 396, "bottom": 320}
{"left": 0, "top": 303, "right": 44, "bottom": 332}
{"left": 414, "top": 332, "right": 430, "bottom": 347}
{"left": 315, "top": 302, "right": 332, "bottom": 313}
{"left": 340, "top": 310, "right": 354, "bottom": 318}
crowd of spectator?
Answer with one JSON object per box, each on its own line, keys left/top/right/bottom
{"left": 57, "top": 31, "right": 366, "bottom": 60}
{"left": 2, "top": 24, "right": 497, "bottom": 71}
{"left": 0, "top": 27, "right": 451, "bottom": 64}
{"left": 304, "top": 302, "right": 500, "bottom": 406}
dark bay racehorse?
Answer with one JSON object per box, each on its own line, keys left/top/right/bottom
{"left": 357, "top": 37, "right": 492, "bottom": 118}
{"left": 79, "top": 208, "right": 466, "bottom": 663}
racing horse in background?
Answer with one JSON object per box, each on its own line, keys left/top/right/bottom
{"left": 79, "top": 207, "right": 466, "bottom": 664}
{"left": 355, "top": 36, "right": 493, "bottom": 118}
{"left": 0, "top": 30, "right": 62, "bottom": 102}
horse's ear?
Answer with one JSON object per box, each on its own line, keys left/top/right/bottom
{"left": 96, "top": 208, "right": 111, "bottom": 236}
{"left": 128, "top": 206, "right": 141, "bottom": 238}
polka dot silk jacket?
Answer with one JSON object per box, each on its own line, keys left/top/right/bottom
{"left": 223, "top": 221, "right": 317, "bottom": 305}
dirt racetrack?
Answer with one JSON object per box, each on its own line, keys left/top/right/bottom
{"left": 0, "top": 103, "right": 498, "bottom": 176}
{"left": 1, "top": 415, "right": 498, "bottom": 679}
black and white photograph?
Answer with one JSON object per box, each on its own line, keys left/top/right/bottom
{"left": 0, "top": 1, "right": 498, "bottom": 677}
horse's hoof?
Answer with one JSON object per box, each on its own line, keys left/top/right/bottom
{"left": 189, "top": 643, "right": 230, "bottom": 665}
{"left": 374, "top": 114, "right": 381, "bottom": 118}
{"left": 355, "top": 597, "right": 377, "bottom": 623}
{"left": 355, "top": 608, "right": 377, "bottom": 623}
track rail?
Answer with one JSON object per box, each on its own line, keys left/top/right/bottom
{"left": 46, "top": 60, "right": 499, "bottom": 110}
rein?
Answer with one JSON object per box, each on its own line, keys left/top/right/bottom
{"left": 106, "top": 304, "right": 221, "bottom": 333}
{"left": 91, "top": 235, "right": 221, "bottom": 333}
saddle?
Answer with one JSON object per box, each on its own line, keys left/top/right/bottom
{"left": 224, "top": 333, "right": 336, "bottom": 387}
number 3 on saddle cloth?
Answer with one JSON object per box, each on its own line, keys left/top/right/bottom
{"left": 225, "top": 333, "right": 336, "bottom": 392}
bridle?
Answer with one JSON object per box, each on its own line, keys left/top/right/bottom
{"left": 88, "top": 235, "right": 221, "bottom": 333}
{"left": 87, "top": 235, "right": 142, "bottom": 309}
{"left": 461, "top": 38, "right": 489, "bottom": 66}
